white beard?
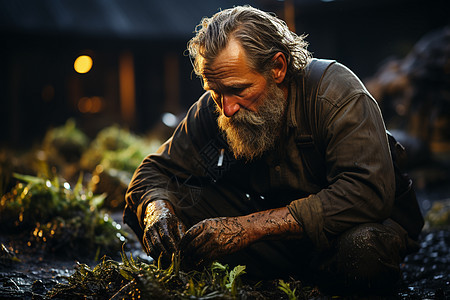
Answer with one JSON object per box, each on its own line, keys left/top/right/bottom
{"left": 217, "top": 80, "right": 287, "bottom": 161}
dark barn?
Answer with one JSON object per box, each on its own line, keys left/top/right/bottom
{"left": 1, "top": 0, "right": 448, "bottom": 147}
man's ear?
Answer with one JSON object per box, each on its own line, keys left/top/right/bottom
{"left": 271, "top": 52, "right": 287, "bottom": 84}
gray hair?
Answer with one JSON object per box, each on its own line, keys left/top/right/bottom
{"left": 187, "top": 5, "right": 312, "bottom": 80}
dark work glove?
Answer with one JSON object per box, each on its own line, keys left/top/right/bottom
{"left": 142, "top": 200, "right": 186, "bottom": 266}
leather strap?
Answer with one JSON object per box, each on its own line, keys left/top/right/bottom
{"left": 300, "top": 58, "right": 336, "bottom": 137}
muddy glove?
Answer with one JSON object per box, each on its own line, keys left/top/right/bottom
{"left": 142, "top": 200, "right": 186, "bottom": 265}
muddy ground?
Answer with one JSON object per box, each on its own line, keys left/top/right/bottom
{"left": 1, "top": 217, "right": 449, "bottom": 299}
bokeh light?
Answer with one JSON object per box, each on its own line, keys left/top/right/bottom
{"left": 77, "top": 96, "right": 104, "bottom": 113}
{"left": 74, "top": 55, "right": 93, "bottom": 74}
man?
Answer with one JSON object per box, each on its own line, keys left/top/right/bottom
{"left": 124, "top": 6, "right": 423, "bottom": 294}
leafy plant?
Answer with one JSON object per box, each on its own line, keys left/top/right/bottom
{"left": 42, "top": 118, "right": 89, "bottom": 163}
{"left": 0, "top": 172, "right": 126, "bottom": 258}
{"left": 80, "top": 125, "right": 160, "bottom": 173}
{"left": 278, "top": 279, "right": 297, "bottom": 300}
{"left": 48, "top": 250, "right": 248, "bottom": 299}
{"left": 211, "top": 262, "right": 246, "bottom": 296}
{"left": 78, "top": 125, "right": 161, "bottom": 210}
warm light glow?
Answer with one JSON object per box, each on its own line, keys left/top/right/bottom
{"left": 119, "top": 52, "right": 136, "bottom": 125}
{"left": 74, "top": 55, "right": 93, "bottom": 74}
{"left": 78, "top": 96, "right": 104, "bottom": 113}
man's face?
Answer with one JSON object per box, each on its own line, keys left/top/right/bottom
{"left": 201, "top": 39, "right": 287, "bottom": 161}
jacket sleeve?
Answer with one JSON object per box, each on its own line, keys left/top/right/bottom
{"left": 123, "top": 92, "right": 219, "bottom": 238}
{"left": 288, "top": 63, "right": 395, "bottom": 250}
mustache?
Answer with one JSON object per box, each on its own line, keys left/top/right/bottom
{"left": 215, "top": 79, "right": 287, "bottom": 161}
{"left": 220, "top": 109, "right": 265, "bottom": 128}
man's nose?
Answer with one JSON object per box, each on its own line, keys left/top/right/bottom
{"left": 222, "top": 95, "right": 240, "bottom": 117}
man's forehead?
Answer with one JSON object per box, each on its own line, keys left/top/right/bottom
{"left": 200, "top": 39, "right": 250, "bottom": 75}
{"left": 201, "top": 55, "right": 241, "bottom": 78}
{"left": 202, "top": 70, "right": 250, "bottom": 91}
{"left": 201, "top": 54, "right": 257, "bottom": 90}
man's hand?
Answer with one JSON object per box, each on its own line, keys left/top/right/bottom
{"left": 143, "top": 200, "right": 186, "bottom": 265}
{"left": 180, "top": 216, "right": 253, "bottom": 265}
{"left": 180, "top": 207, "right": 303, "bottom": 267}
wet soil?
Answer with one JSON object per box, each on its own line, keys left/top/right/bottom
{"left": 1, "top": 216, "right": 449, "bottom": 299}
{"left": 395, "top": 228, "right": 450, "bottom": 299}
{"left": 0, "top": 211, "right": 145, "bottom": 300}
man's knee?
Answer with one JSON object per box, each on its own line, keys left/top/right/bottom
{"left": 316, "top": 223, "right": 406, "bottom": 295}
{"left": 339, "top": 223, "right": 404, "bottom": 278}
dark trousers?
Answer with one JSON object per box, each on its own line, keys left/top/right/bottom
{"left": 168, "top": 181, "right": 413, "bottom": 295}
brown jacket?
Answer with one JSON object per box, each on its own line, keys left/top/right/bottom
{"left": 124, "top": 60, "right": 423, "bottom": 250}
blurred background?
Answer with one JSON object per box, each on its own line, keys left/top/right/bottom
{"left": 1, "top": 0, "right": 448, "bottom": 147}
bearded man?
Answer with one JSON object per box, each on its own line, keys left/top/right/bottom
{"left": 124, "top": 6, "right": 423, "bottom": 295}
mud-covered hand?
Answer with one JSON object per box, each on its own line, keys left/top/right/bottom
{"left": 179, "top": 207, "right": 303, "bottom": 267}
{"left": 143, "top": 200, "right": 186, "bottom": 265}
{"left": 180, "top": 216, "right": 255, "bottom": 265}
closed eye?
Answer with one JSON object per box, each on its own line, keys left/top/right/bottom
{"left": 229, "top": 87, "right": 245, "bottom": 96}
{"left": 225, "top": 83, "right": 251, "bottom": 96}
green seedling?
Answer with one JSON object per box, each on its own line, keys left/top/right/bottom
{"left": 278, "top": 279, "right": 298, "bottom": 300}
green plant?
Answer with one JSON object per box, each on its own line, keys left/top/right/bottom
{"left": 48, "top": 250, "right": 248, "bottom": 299}
{"left": 0, "top": 172, "right": 126, "bottom": 258}
{"left": 80, "top": 125, "right": 160, "bottom": 173}
{"left": 278, "top": 279, "right": 297, "bottom": 300}
{"left": 212, "top": 262, "right": 246, "bottom": 296}
{"left": 42, "top": 118, "right": 89, "bottom": 163}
